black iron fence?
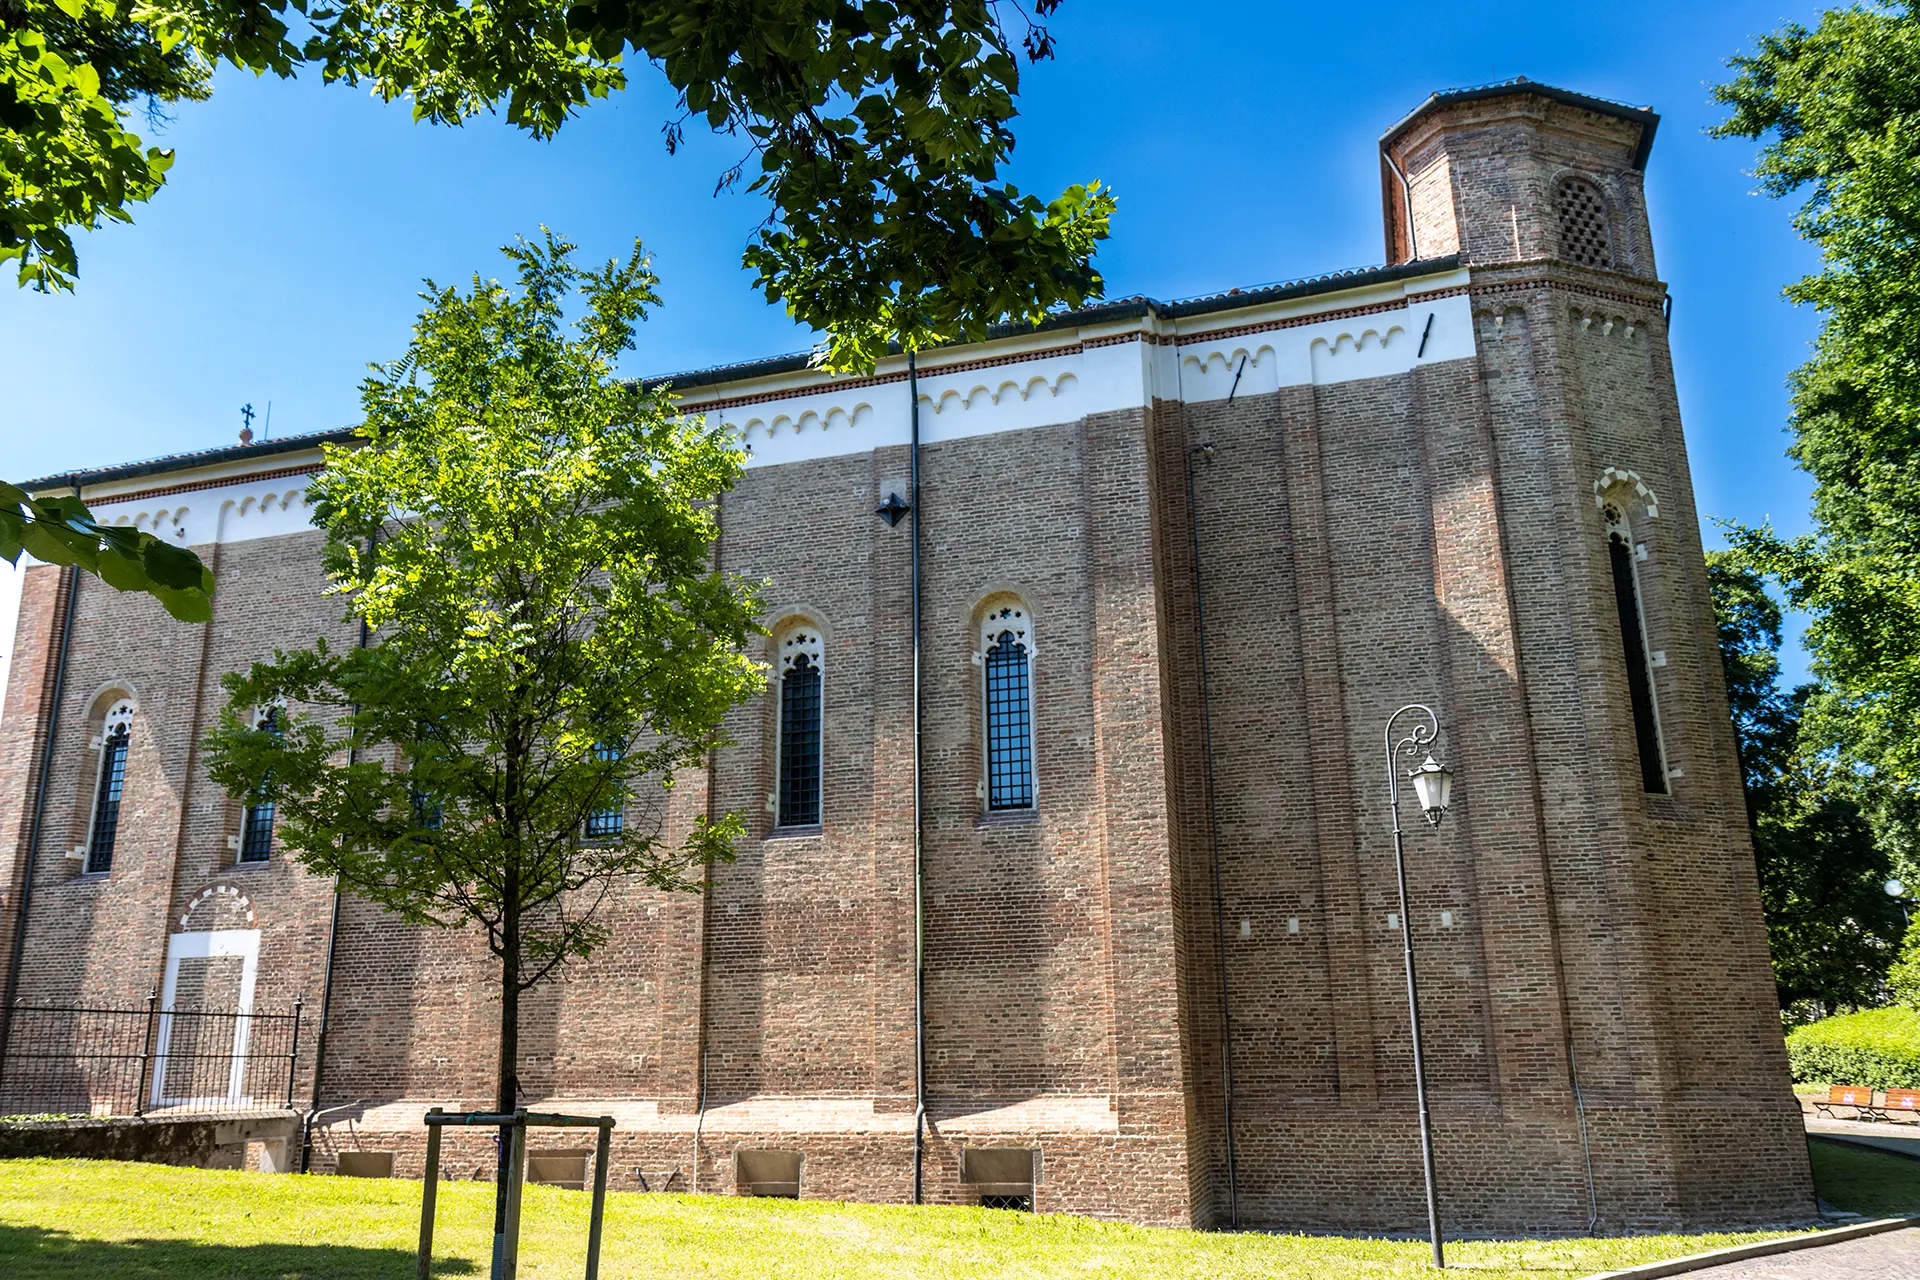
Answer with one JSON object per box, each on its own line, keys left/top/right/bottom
{"left": 0, "top": 996, "right": 302, "bottom": 1118}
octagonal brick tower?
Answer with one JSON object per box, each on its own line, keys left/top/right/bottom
{"left": 1268, "top": 79, "right": 1806, "bottom": 1228}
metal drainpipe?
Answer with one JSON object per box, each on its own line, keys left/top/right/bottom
{"left": 692, "top": 1049, "right": 709, "bottom": 1194}
{"left": 1184, "top": 443, "right": 1239, "bottom": 1229}
{"left": 1572, "top": 1054, "right": 1598, "bottom": 1232}
{"left": 1383, "top": 149, "right": 1420, "bottom": 263}
{"left": 908, "top": 348, "right": 928, "bottom": 1205}
{"left": 300, "top": 540, "right": 374, "bottom": 1173}
{"left": 693, "top": 487, "right": 724, "bottom": 1196}
{"left": 0, "top": 483, "right": 83, "bottom": 1066}
{"left": 298, "top": 888, "right": 345, "bottom": 1173}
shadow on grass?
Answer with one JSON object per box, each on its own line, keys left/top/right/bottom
{"left": 1808, "top": 1138, "right": 1920, "bottom": 1219}
{"left": 0, "top": 1222, "right": 481, "bottom": 1280}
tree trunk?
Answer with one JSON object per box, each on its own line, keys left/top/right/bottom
{"left": 491, "top": 890, "right": 521, "bottom": 1269}
{"left": 497, "top": 896, "right": 520, "bottom": 1115}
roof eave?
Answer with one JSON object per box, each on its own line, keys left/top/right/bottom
{"left": 1379, "top": 80, "right": 1660, "bottom": 171}
{"left": 20, "top": 428, "right": 357, "bottom": 495}
{"left": 645, "top": 255, "right": 1463, "bottom": 394}
{"left": 23, "top": 256, "right": 1472, "bottom": 488}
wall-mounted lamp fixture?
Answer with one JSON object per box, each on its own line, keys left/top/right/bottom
{"left": 875, "top": 493, "right": 911, "bottom": 528}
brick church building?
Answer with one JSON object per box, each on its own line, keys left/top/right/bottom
{"left": 0, "top": 81, "right": 1813, "bottom": 1232}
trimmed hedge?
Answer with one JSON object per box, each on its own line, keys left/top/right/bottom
{"left": 1786, "top": 1007, "right": 1920, "bottom": 1089}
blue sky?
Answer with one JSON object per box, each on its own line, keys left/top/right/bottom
{"left": 0, "top": 1, "right": 1828, "bottom": 689}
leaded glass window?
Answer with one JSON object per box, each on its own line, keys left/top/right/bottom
{"left": 776, "top": 628, "right": 823, "bottom": 828}
{"left": 584, "top": 741, "right": 624, "bottom": 839}
{"left": 980, "top": 604, "right": 1034, "bottom": 812}
{"left": 239, "top": 706, "right": 281, "bottom": 862}
{"left": 85, "top": 715, "right": 131, "bottom": 874}
{"left": 411, "top": 786, "right": 443, "bottom": 832}
{"left": 778, "top": 654, "right": 822, "bottom": 826}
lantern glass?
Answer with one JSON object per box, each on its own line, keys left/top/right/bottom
{"left": 1409, "top": 755, "right": 1453, "bottom": 826}
{"left": 1889, "top": 879, "right": 1908, "bottom": 899}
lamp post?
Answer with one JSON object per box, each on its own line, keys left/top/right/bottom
{"left": 1384, "top": 703, "right": 1455, "bottom": 1269}
{"left": 1888, "top": 879, "right": 1912, "bottom": 929}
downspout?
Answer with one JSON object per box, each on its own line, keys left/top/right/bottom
{"left": 692, "top": 1049, "right": 709, "bottom": 1194}
{"left": 693, "top": 484, "right": 725, "bottom": 1196}
{"left": 1572, "top": 1057, "right": 1598, "bottom": 1233}
{"left": 298, "top": 889, "right": 345, "bottom": 1172}
{"left": 909, "top": 348, "right": 927, "bottom": 1205}
{"left": 300, "top": 537, "right": 374, "bottom": 1173}
{"left": 1184, "top": 443, "right": 1239, "bottom": 1229}
{"left": 1383, "top": 150, "right": 1420, "bottom": 263}
{"left": 0, "top": 480, "right": 83, "bottom": 1062}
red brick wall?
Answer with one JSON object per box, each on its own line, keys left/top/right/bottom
{"left": 0, "top": 83, "right": 1811, "bottom": 1235}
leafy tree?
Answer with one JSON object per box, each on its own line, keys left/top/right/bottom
{"left": 1890, "top": 915, "right": 1920, "bottom": 1009}
{"left": 9, "top": 0, "right": 1115, "bottom": 368}
{"left": 1, "top": 0, "right": 209, "bottom": 293}
{"left": 1708, "top": 551, "right": 1905, "bottom": 1010}
{"left": 1712, "top": 4, "right": 1920, "bottom": 792}
{"left": 1709, "top": 549, "right": 1798, "bottom": 802}
{"left": 1, "top": 0, "right": 207, "bottom": 617}
{"left": 1756, "top": 784, "right": 1903, "bottom": 1011}
{"left": 201, "top": 233, "right": 764, "bottom": 1144}
{"left": 1, "top": 481, "right": 214, "bottom": 621}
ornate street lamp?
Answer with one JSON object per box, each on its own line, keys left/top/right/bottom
{"left": 1384, "top": 703, "right": 1455, "bottom": 1269}
{"left": 1888, "top": 878, "right": 1911, "bottom": 928}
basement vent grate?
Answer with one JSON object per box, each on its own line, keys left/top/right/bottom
{"left": 733, "top": 1149, "right": 802, "bottom": 1199}
{"left": 980, "top": 1193, "right": 1033, "bottom": 1212}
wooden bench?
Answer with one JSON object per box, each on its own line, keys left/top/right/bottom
{"left": 1812, "top": 1084, "right": 1920, "bottom": 1122}
{"left": 1813, "top": 1084, "right": 1878, "bottom": 1120}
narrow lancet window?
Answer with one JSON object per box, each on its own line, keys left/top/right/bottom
{"left": 776, "top": 628, "right": 823, "bottom": 828}
{"left": 85, "top": 702, "right": 134, "bottom": 874}
{"left": 411, "top": 786, "right": 443, "bottom": 833}
{"left": 980, "top": 604, "right": 1035, "bottom": 811}
{"left": 239, "top": 705, "right": 282, "bottom": 862}
{"left": 584, "top": 741, "right": 625, "bottom": 839}
{"left": 1606, "top": 507, "right": 1668, "bottom": 793}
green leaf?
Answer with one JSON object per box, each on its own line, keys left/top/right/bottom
{"left": 20, "top": 519, "right": 99, "bottom": 572}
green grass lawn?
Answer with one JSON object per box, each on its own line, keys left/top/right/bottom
{"left": 1808, "top": 1138, "right": 1920, "bottom": 1218}
{"left": 0, "top": 1159, "right": 1827, "bottom": 1280}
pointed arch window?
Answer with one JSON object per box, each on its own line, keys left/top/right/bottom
{"left": 584, "top": 741, "right": 625, "bottom": 839}
{"left": 84, "top": 700, "right": 134, "bottom": 874}
{"left": 411, "top": 786, "right": 444, "bottom": 833}
{"left": 1604, "top": 504, "right": 1668, "bottom": 793}
{"left": 239, "top": 705, "right": 283, "bottom": 862}
{"left": 409, "top": 721, "right": 447, "bottom": 834}
{"left": 979, "top": 604, "right": 1035, "bottom": 812}
{"left": 775, "top": 628, "right": 823, "bottom": 828}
